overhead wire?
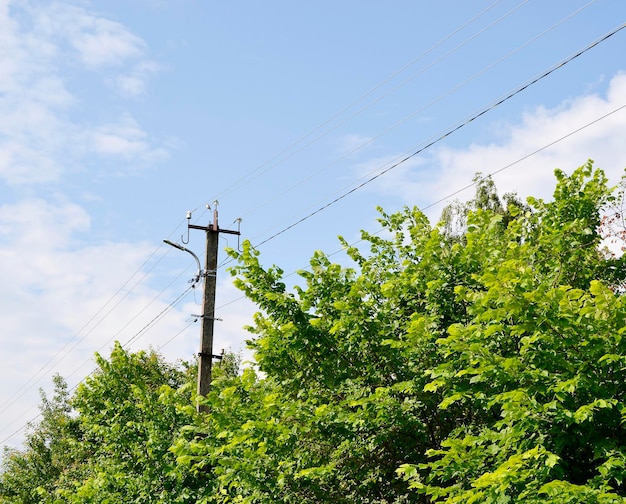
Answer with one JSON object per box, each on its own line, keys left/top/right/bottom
{"left": 3, "top": 99, "right": 624, "bottom": 448}
{"left": 120, "top": 286, "right": 195, "bottom": 349}
{"left": 420, "top": 107, "right": 626, "bottom": 213}
{"left": 0, "top": 247, "right": 163, "bottom": 395}
{"left": 0, "top": 2, "right": 541, "bottom": 413}
{"left": 237, "top": 0, "right": 600, "bottom": 224}
{"left": 0, "top": 205, "right": 213, "bottom": 440}
{"left": 210, "top": 0, "right": 514, "bottom": 202}
{"left": 0, "top": 1, "right": 507, "bottom": 447}
{"left": 0, "top": 246, "right": 172, "bottom": 420}
{"left": 51, "top": 12, "right": 623, "bottom": 368}
{"left": 331, "top": 102, "right": 626, "bottom": 253}
{"left": 0, "top": 207, "right": 208, "bottom": 425}
{"left": 1, "top": 8, "right": 621, "bottom": 449}
{"left": 248, "top": 22, "right": 626, "bottom": 247}
{"left": 56, "top": 205, "right": 215, "bottom": 383}
{"left": 207, "top": 100, "right": 626, "bottom": 332}
{"left": 62, "top": 270, "right": 197, "bottom": 385}
{"left": 211, "top": 13, "right": 624, "bottom": 272}
{"left": 0, "top": 283, "right": 196, "bottom": 445}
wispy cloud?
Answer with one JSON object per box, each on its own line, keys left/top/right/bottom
{"left": 0, "top": 0, "right": 166, "bottom": 186}
{"left": 354, "top": 73, "right": 626, "bottom": 217}
{"left": 334, "top": 133, "right": 375, "bottom": 158}
{"left": 87, "top": 114, "right": 169, "bottom": 165}
{"left": 113, "top": 60, "right": 161, "bottom": 97}
{"left": 0, "top": 1, "right": 180, "bottom": 446}
{"left": 31, "top": 2, "right": 147, "bottom": 68}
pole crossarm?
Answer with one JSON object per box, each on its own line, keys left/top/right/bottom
{"left": 188, "top": 223, "right": 240, "bottom": 235}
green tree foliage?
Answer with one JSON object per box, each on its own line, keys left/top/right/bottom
{"left": 175, "top": 161, "right": 626, "bottom": 503}
{"left": 4, "top": 161, "right": 626, "bottom": 504}
{"left": 440, "top": 173, "right": 529, "bottom": 240}
{"left": 55, "top": 342, "right": 203, "bottom": 503}
{"left": 398, "top": 163, "right": 626, "bottom": 503}
{"left": 0, "top": 344, "right": 208, "bottom": 503}
{"left": 0, "top": 375, "right": 78, "bottom": 503}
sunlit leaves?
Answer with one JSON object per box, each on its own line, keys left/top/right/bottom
{"left": 219, "top": 161, "right": 626, "bottom": 503}
{"left": 4, "top": 161, "right": 626, "bottom": 503}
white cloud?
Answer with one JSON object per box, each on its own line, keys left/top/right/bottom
{"left": 113, "top": 60, "right": 162, "bottom": 97}
{"left": 357, "top": 72, "right": 626, "bottom": 220}
{"left": 0, "top": 0, "right": 168, "bottom": 185}
{"left": 35, "top": 2, "right": 162, "bottom": 98}
{"left": 87, "top": 114, "right": 170, "bottom": 165}
{"left": 334, "top": 133, "right": 375, "bottom": 158}
{"left": 0, "top": 2, "right": 176, "bottom": 446}
{"left": 0, "top": 198, "right": 203, "bottom": 447}
{"left": 31, "top": 2, "right": 147, "bottom": 68}
{"left": 0, "top": 201, "right": 252, "bottom": 449}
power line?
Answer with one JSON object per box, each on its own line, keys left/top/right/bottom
{"left": 2, "top": 4, "right": 594, "bottom": 412}
{"left": 62, "top": 277, "right": 196, "bottom": 385}
{"left": 0, "top": 213, "right": 212, "bottom": 426}
{"left": 1, "top": 8, "right": 620, "bottom": 450}
{"left": 0, "top": 207, "right": 211, "bottom": 419}
{"left": 210, "top": 0, "right": 514, "bottom": 202}
{"left": 197, "top": 102, "right": 626, "bottom": 333}
{"left": 2, "top": 99, "right": 623, "bottom": 450}
{"left": 121, "top": 286, "right": 194, "bottom": 349}
{"left": 251, "top": 22, "right": 626, "bottom": 247}
{"left": 0, "top": 246, "right": 169, "bottom": 419}
{"left": 75, "top": 13, "right": 622, "bottom": 361}
{"left": 0, "top": 211, "right": 214, "bottom": 442}
{"left": 421, "top": 105, "right": 626, "bottom": 213}
{"left": 237, "top": 0, "right": 599, "bottom": 224}
{"left": 0, "top": 285, "right": 195, "bottom": 446}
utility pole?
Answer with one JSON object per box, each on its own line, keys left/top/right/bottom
{"left": 163, "top": 201, "right": 240, "bottom": 412}
{"left": 184, "top": 203, "right": 240, "bottom": 412}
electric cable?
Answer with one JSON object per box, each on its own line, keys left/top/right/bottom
{"left": 237, "top": 0, "right": 600, "bottom": 223}
{"left": 120, "top": 286, "right": 194, "bottom": 349}
{"left": 0, "top": 246, "right": 172, "bottom": 420}
{"left": 0, "top": 284, "right": 195, "bottom": 445}
{"left": 158, "top": 320, "right": 196, "bottom": 351}
{"left": 20, "top": 2, "right": 592, "bottom": 376}
{"left": 210, "top": 0, "right": 514, "bottom": 202}
{"left": 61, "top": 276, "right": 195, "bottom": 385}
{"left": 3, "top": 99, "right": 623, "bottom": 449}
{"left": 328, "top": 102, "right": 626, "bottom": 256}
{"left": 248, "top": 22, "right": 626, "bottom": 247}
{"left": 0, "top": 8, "right": 620, "bottom": 450}
{"left": 420, "top": 107, "right": 626, "bottom": 213}
{"left": 0, "top": 210, "right": 208, "bottom": 421}
{"left": 168, "top": 101, "right": 626, "bottom": 353}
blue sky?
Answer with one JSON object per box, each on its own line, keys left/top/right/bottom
{"left": 1, "top": 0, "right": 625, "bottom": 448}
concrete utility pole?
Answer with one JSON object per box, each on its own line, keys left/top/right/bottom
{"left": 168, "top": 203, "right": 239, "bottom": 412}
{"left": 188, "top": 204, "right": 240, "bottom": 411}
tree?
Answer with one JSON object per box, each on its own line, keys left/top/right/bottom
{"left": 1, "top": 344, "right": 210, "bottom": 504}
{"left": 398, "top": 162, "right": 626, "bottom": 502}
{"left": 177, "top": 161, "right": 626, "bottom": 503}
{"left": 5, "top": 161, "right": 625, "bottom": 503}
{"left": 440, "top": 173, "right": 529, "bottom": 240}
{"left": 55, "top": 342, "right": 204, "bottom": 503}
{"left": 0, "top": 375, "right": 78, "bottom": 503}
